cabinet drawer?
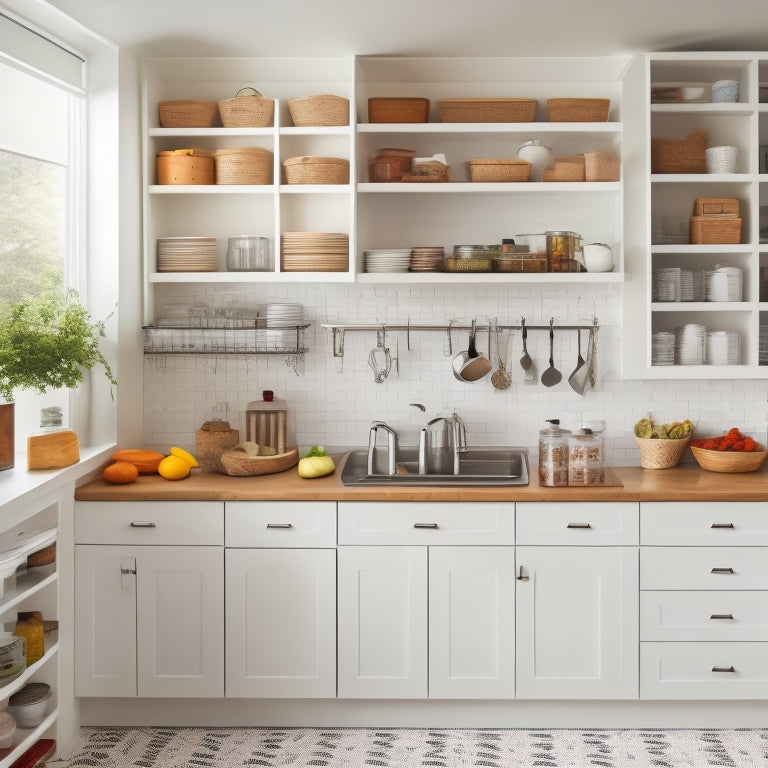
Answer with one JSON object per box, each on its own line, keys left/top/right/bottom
{"left": 225, "top": 501, "right": 336, "bottom": 547}
{"left": 338, "top": 502, "right": 514, "bottom": 545}
{"left": 641, "top": 591, "right": 768, "bottom": 641}
{"left": 641, "top": 502, "right": 768, "bottom": 545}
{"left": 74, "top": 501, "right": 223, "bottom": 545}
{"left": 516, "top": 502, "right": 638, "bottom": 545}
{"left": 641, "top": 642, "right": 768, "bottom": 699}
{"left": 641, "top": 547, "right": 768, "bottom": 590}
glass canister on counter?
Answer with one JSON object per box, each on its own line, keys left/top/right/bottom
{"left": 538, "top": 419, "right": 571, "bottom": 487}
{"left": 568, "top": 428, "right": 604, "bottom": 486}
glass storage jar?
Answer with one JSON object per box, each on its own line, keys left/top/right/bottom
{"left": 538, "top": 419, "right": 571, "bottom": 487}
{"left": 568, "top": 428, "right": 604, "bottom": 486}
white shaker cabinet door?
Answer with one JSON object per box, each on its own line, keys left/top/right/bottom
{"left": 225, "top": 548, "right": 336, "bottom": 698}
{"left": 75, "top": 545, "right": 138, "bottom": 697}
{"left": 516, "top": 546, "right": 639, "bottom": 699}
{"left": 337, "top": 546, "right": 428, "bottom": 699}
{"left": 429, "top": 546, "right": 516, "bottom": 699}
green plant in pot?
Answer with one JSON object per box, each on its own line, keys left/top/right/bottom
{"left": 0, "top": 289, "right": 116, "bottom": 470}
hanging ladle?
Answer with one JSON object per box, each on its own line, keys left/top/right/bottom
{"left": 540, "top": 318, "right": 562, "bottom": 387}
{"left": 567, "top": 328, "right": 586, "bottom": 392}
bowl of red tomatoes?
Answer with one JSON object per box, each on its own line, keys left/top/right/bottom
{"left": 690, "top": 428, "right": 768, "bottom": 473}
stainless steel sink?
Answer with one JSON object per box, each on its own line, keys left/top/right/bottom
{"left": 339, "top": 446, "right": 529, "bottom": 486}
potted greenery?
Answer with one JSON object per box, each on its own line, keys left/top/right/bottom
{"left": 0, "top": 289, "right": 116, "bottom": 470}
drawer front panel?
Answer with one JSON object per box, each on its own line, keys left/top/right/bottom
{"left": 641, "top": 502, "right": 768, "bottom": 545}
{"left": 75, "top": 501, "right": 223, "bottom": 545}
{"left": 641, "top": 642, "right": 768, "bottom": 699}
{"left": 641, "top": 547, "right": 768, "bottom": 590}
{"left": 225, "top": 501, "right": 336, "bottom": 547}
{"left": 641, "top": 591, "right": 768, "bottom": 641}
{"left": 338, "top": 502, "right": 514, "bottom": 545}
{"left": 516, "top": 502, "right": 638, "bottom": 545}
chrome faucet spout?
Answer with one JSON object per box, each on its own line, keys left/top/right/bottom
{"left": 368, "top": 421, "right": 397, "bottom": 476}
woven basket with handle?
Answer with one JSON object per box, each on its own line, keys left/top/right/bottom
{"left": 218, "top": 95, "right": 274, "bottom": 127}
{"left": 635, "top": 436, "right": 691, "bottom": 469}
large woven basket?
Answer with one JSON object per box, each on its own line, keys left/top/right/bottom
{"left": 689, "top": 216, "right": 741, "bottom": 244}
{"left": 584, "top": 150, "right": 620, "bottom": 181}
{"left": 469, "top": 159, "right": 531, "bottom": 182}
{"left": 636, "top": 436, "right": 691, "bottom": 469}
{"left": 214, "top": 147, "right": 273, "bottom": 185}
{"left": 288, "top": 94, "right": 349, "bottom": 126}
{"left": 691, "top": 445, "right": 768, "bottom": 473}
{"left": 651, "top": 129, "right": 708, "bottom": 173}
{"left": 282, "top": 156, "right": 349, "bottom": 184}
{"left": 218, "top": 95, "right": 274, "bottom": 127}
{"left": 156, "top": 150, "right": 215, "bottom": 185}
{"left": 547, "top": 98, "right": 610, "bottom": 122}
{"left": 158, "top": 100, "right": 221, "bottom": 128}
{"left": 438, "top": 98, "right": 536, "bottom": 123}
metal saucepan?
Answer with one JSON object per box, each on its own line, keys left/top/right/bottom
{"left": 452, "top": 319, "right": 492, "bottom": 383}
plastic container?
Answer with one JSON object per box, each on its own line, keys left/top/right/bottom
{"left": 538, "top": 419, "right": 571, "bottom": 487}
{"left": 568, "top": 428, "right": 604, "bottom": 486}
{"left": 13, "top": 612, "right": 44, "bottom": 665}
{"left": 226, "top": 236, "right": 272, "bottom": 271}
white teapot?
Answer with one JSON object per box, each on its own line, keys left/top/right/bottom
{"left": 517, "top": 139, "right": 554, "bottom": 182}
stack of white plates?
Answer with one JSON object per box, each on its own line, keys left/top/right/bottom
{"left": 266, "top": 303, "right": 304, "bottom": 327}
{"left": 280, "top": 232, "right": 349, "bottom": 272}
{"left": 705, "top": 331, "right": 740, "bottom": 365}
{"left": 705, "top": 267, "right": 742, "bottom": 302}
{"left": 364, "top": 249, "right": 411, "bottom": 272}
{"left": 410, "top": 246, "right": 445, "bottom": 272}
{"left": 652, "top": 268, "right": 682, "bottom": 302}
{"left": 760, "top": 326, "right": 768, "bottom": 365}
{"left": 157, "top": 237, "right": 217, "bottom": 272}
{"left": 674, "top": 323, "right": 707, "bottom": 365}
{"left": 652, "top": 331, "right": 675, "bottom": 365}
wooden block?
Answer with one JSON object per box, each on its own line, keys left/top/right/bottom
{"left": 27, "top": 430, "right": 79, "bottom": 470}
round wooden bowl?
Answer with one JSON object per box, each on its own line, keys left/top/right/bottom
{"left": 218, "top": 447, "right": 299, "bottom": 477}
{"left": 690, "top": 445, "right": 768, "bottom": 473}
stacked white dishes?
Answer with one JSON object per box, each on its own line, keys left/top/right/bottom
{"left": 157, "top": 237, "right": 217, "bottom": 272}
{"left": 364, "top": 248, "right": 411, "bottom": 272}
{"left": 266, "top": 303, "right": 304, "bottom": 351}
{"left": 705, "top": 266, "right": 742, "bottom": 301}
{"left": 674, "top": 323, "right": 706, "bottom": 365}
{"left": 705, "top": 331, "right": 739, "bottom": 365}
{"left": 760, "top": 326, "right": 768, "bottom": 365}
{"left": 409, "top": 246, "right": 445, "bottom": 272}
{"left": 280, "top": 232, "right": 349, "bottom": 272}
{"left": 652, "top": 331, "right": 675, "bottom": 365}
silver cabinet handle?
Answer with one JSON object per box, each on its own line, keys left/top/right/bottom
{"left": 711, "top": 523, "right": 735, "bottom": 529}
{"left": 517, "top": 566, "right": 529, "bottom": 581}
{"left": 266, "top": 523, "right": 293, "bottom": 529}
{"left": 130, "top": 521, "right": 157, "bottom": 528}
{"left": 711, "top": 567, "right": 735, "bottom": 574}
{"left": 712, "top": 666, "right": 736, "bottom": 673}
{"left": 120, "top": 566, "right": 137, "bottom": 575}
{"left": 566, "top": 522, "right": 591, "bottom": 529}
{"left": 413, "top": 523, "right": 439, "bottom": 529}
{"left": 710, "top": 614, "right": 734, "bottom": 620}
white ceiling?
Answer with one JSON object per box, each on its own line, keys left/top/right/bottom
{"left": 42, "top": 0, "right": 768, "bottom": 59}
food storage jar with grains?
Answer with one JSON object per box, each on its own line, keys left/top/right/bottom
{"left": 13, "top": 612, "right": 44, "bottom": 665}
{"left": 538, "top": 419, "right": 571, "bottom": 487}
{"left": 568, "top": 428, "right": 604, "bottom": 486}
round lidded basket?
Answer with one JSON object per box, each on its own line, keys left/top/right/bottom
{"left": 282, "top": 156, "right": 350, "bottom": 185}
{"left": 214, "top": 147, "right": 273, "bottom": 185}
{"left": 288, "top": 94, "right": 349, "bottom": 126}
{"left": 635, "top": 436, "right": 691, "bottom": 469}
{"left": 218, "top": 90, "right": 274, "bottom": 127}
{"left": 158, "top": 100, "right": 220, "bottom": 128}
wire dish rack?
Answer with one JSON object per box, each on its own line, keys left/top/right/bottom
{"left": 143, "top": 323, "right": 310, "bottom": 355}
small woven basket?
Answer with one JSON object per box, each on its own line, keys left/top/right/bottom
{"left": 438, "top": 98, "right": 536, "bottom": 123}
{"left": 689, "top": 216, "right": 741, "bottom": 244}
{"left": 218, "top": 95, "right": 274, "bottom": 127}
{"left": 543, "top": 155, "right": 586, "bottom": 182}
{"left": 214, "top": 147, "right": 273, "bottom": 185}
{"left": 547, "top": 98, "right": 610, "bottom": 122}
{"left": 288, "top": 94, "right": 349, "bottom": 126}
{"left": 635, "top": 436, "right": 691, "bottom": 469}
{"left": 158, "top": 100, "right": 221, "bottom": 128}
{"left": 282, "top": 156, "right": 349, "bottom": 184}
{"left": 584, "top": 150, "right": 620, "bottom": 181}
{"left": 469, "top": 159, "right": 532, "bottom": 182}
{"left": 651, "top": 129, "right": 708, "bottom": 173}
{"left": 693, "top": 197, "right": 739, "bottom": 216}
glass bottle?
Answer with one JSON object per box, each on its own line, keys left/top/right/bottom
{"left": 538, "top": 419, "right": 571, "bottom": 487}
{"left": 13, "top": 611, "right": 44, "bottom": 665}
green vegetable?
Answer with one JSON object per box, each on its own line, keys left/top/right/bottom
{"left": 303, "top": 445, "right": 327, "bottom": 458}
{"left": 634, "top": 416, "right": 694, "bottom": 440}
{"left": 298, "top": 454, "right": 335, "bottom": 479}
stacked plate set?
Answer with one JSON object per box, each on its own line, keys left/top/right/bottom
{"left": 280, "top": 232, "right": 349, "bottom": 272}
{"left": 265, "top": 303, "right": 304, "bottom": 351}
{"left": 652, "top": 267, "right": 704, "bottom": 302}
{"left": 157, "top": 237, "right": 217, "bottom": 272}
{"left": 705, "top": 266, "right": 742, "bottom": 301}
{"left": 409, "top": 246, "right": 445, "bottom": 272}
{"left": 674, "top": 323, "right": 707, "bottom": 365}
{"left": 705, "top": 331, "right": 740, "bottom": 365}
{"left": 651, "top": 331, "right": 675, "bottom": 365}
{"left": 760, "top": 325, "right": 768, "bottom": 365}
{"left": 363, "top": 248, "right": 411, "bottom": 272}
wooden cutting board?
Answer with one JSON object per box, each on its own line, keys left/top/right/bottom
{"left": 27, "top": 430, "right": 80, "bottom": 470}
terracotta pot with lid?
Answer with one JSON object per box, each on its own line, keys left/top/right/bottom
{"left": 369, "top": 148, "right": 415, "bottom": 182}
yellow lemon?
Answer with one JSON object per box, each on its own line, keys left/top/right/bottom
{"left": 158, "top": 454, "right": 192, "bottom": 480}
{"left": 170, "top": 445, "right": 199, "bottom": 468}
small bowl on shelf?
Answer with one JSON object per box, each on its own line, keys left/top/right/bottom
{"left": 690, "top": 445, "right": 768, "bottom": 473}
{"left": 681, "top": 86, "right": 706, "bottom": 102}
{"left": 7, "top": 682, "right": 51, "bottom": 728}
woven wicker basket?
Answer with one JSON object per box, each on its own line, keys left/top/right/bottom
{"left": 469, "top": 159, "right": 531, "bottom": 182}
{"left": 689, "top": 216, "right": 741, "bottom": 244}
{"left": 156, "top": 150, "right": 215, "bottom": 185}
{"left": 438, "top": 98, "right": 536, "bottom": 123}
{"left": 368, "top": 97, "right": 430, "bottom": 123}
{"left": 693, "top": 197, "right": 739, "bottom": 216}
{"left": 282, "top": 156, "right": 349, "bottom": 184}
{"left": 636, "top": 436, "right": 691, "bottom": 469}
{"left": 218, "top": 95, "right": 274, "bottom": 127}
{"left": 542, "top": 155, "right": 586, "bottom": 182}
{"left": 651, "top": 129, "right": 708, "bottom": 173}
{"left": 584, "top": 150, "right": 620, "bottom": 182}
{"left": 158, "top": 100, "right": 221, "bottom": 128}
{"left": 691, "top": 445, "right": 768, "bottom": 473}
{"left": 547, "top": 98, "right": 610, "bottom": 122}
{"left": 288, "top": 94, "right": 349, "bottom": 126}
{"left": 214, "top": 147, "right": 273, "bottom": 185}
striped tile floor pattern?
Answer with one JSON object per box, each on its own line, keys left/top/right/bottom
{"left": 53, "top": 726, "right": 768, "bottom": 767}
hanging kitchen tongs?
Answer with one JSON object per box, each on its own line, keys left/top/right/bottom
{"left": 368, "top": 326, "right": 392, "bottom": 383}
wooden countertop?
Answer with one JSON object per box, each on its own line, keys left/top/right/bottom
{"left": 74, "top": 453, "right": 768, "bottom": 502}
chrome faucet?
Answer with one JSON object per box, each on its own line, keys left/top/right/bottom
{"left": 451, "top": 412, "right": 468, "bottom": 474}
{"left": 418, "top": 416, "right": 450, "bottom": 474}
{"left": 417, "top": 412, "right": 467, "bottom": 475}
{"left": 368, "top": 421, "right": 397, "bottom": 476}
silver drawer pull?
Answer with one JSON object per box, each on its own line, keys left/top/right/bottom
{"left": 517, "top": 566, "right": 529, "bottom": 582}
{"left": 566, "top": 522, "right": 592, "bottom": 529}
{"left": 712, "top": 665, "right": 736, "bottom": 673}
{"left": 413, "top": 522, "right": 439, "bottom": 529}
{"left": 120, "top": 566, "right": 137, "bottom": 575}
{"left": 129, "top": 521, "right": 157, "bottom": 528}
{"left": 710, "top": 614, "right": 734, "bottom": 620}
{"left": 711, "top": 567, "right": 735, "bottom": 574}
{"left": 711, "top": 523, "right": 735, "bottom": 529}
{"left": 266, "top": 523, "right": 293, "bottom": 529}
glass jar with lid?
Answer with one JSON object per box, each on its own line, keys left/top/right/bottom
{"left": 568, "top": 428, "right": 604, "bottom": 486}
{"left": 538, "top": 419, "right": 571, "bottom": 487}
